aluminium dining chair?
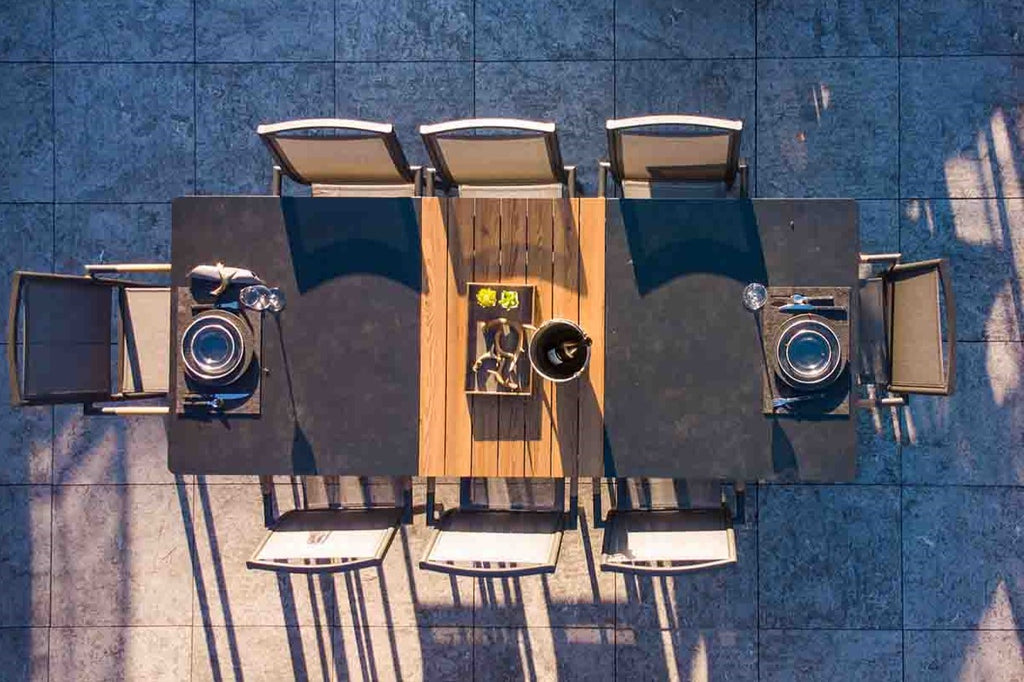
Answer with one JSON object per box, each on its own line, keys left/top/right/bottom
{"left": 248, "top": 476, "right": 411, "bottom": 574}
{"left": 418, "top": 477, "right": 577, "bottom": 577}
{"left": 7, "top": 264, "right": 172, "bottom": 415}
{"left": 419, "top": 118, "right": 578, "bottom": 198}
{"left": 256, "top": 118, "right": 423, "bottom": 197}
{"left": 599, "top": 115, "right": 747, "bottom": 198}
{"left": 858, "top": 254, "right": 956, "bottom": 406}
{"left": 595, "top": 478, "right": 741, "bottom": 575}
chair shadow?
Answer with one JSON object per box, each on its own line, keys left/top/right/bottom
{"left": 618, "top": 198, "right": 766, "bottom": 295}
{"left": 280, "top": 197, "right": 422, "bottom": 294}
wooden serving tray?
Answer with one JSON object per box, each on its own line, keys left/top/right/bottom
{"left": 465, "top": 283, "right": 536, "bottom": 395}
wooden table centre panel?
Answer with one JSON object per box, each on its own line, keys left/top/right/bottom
{"left": 418, "top": 198, "right": 605, "bottom": 478}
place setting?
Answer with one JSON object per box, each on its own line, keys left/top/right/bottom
{"left": 175, "top": 263, "right": 285, "bottom": 417}
{"left": 744, "top": 283, "right": 852, "bottom": 417}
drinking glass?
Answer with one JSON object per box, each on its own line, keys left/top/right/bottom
{"left": 742, "top": 283, "right": 767, "bottom": 312}
{"left": 266, "top": 287, "right": 286, "bottom": 313}
{"left": 239, "top": 285, "right": 271, "bottom": 311}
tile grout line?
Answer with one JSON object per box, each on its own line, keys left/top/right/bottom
{"left": 7, "top": 53, "right": 1024, "bottom": 66}
{"left": 192, "top": 0, "right": 198, "bottom": 198}
{"left": 48, "top": 0, "right": 56, "bottom": 676}
{"left": 471, "top": 7, "right": 477, "bottom": 679}
{"left": 190, "top": 1, "right": 197, "bottom": 678}
{"left": 753, "top": 5, "right": 760, "bottom": 678}
{"left": 896, "top": 5, "right": 906, "bottom": 681}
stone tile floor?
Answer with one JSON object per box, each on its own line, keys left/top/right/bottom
{"left": 0, "top": 0, "right": 1022, "bottom": 679}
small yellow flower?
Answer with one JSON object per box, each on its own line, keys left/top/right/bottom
{"left": 476, "top": 287, "right": 497, "bottom": 307}
{"left": 498, "top": 290, "right": 520, "bottom": 310}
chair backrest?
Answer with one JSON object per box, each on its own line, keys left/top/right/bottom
{"left": 256, "top": 119, "right": 418, "bottom": 197}
{"left": 7, "top": 272, "right": 114, "bottom": 405}
{"left": 419, "top": 118, "right": 570, "bottom": 197}
{"left": 885, "top": 259, "right": 955, "bottom": 395}
{"left": 605, "top": 115, "right": 743, "bottom": 197}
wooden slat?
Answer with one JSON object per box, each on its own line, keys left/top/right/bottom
{"left": 444, "top": 199, "right": 475, "bottom": 477}
{"left": 578, "top": 198, "right": 606, "bottom": 478}
{"left": 471, "top": 199, "right": 502, "bottom": 476}
{"left": 419, "top": 198, "right": 448, "bottom": 475}
{"left": 550, "top": 199, "right": 581, "bottom": 477}
{"left": 497, "top": 198, "right": 529, "bottom": 476}
{"left": 524, "top": 199, "right": 554, "bottom": 477}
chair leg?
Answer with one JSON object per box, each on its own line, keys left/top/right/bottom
{"left": 259, "top": 475, "right": 275, "bottom": 527}
{"left": 591, "top": 477, "right": 606, "bottom": 528}
{"left": 737, "top": 161, "right": 749, "bottom": 198}
{"left": 401, "top": 477, "right": 413, "bottom": 524}
{"left": 567, "top": 476, "right": 579, "bottom": 530}
{"left": 728, "top": 481, "right": 746, "bottom": 525}
{"left": 271, "top": 165, "right": 282, "bottom": 196}
{"left": 425, "top": 477, "right": 437, "bottom": 527}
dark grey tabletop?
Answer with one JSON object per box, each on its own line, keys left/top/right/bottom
{"left": 601, "top": 199, "right": 860, "bottom": 481}
{"left": 168, "top": 196, "right": 421, "bottom": 475}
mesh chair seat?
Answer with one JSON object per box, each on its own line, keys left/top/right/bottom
{"left": 248, "top": 507, "right": 403, "bottom": 574}
{"left": 420, "top": 509, "right": 564, "bottom": 577}
{"left": 601, "top": 507, "right": 736, "bottom": 575}
{"left": 603, "top": 115, "right": 745, "bottom": 198}
{"left": 419, "top": 118, "right": 574, "bottom": 198}
{"left": 119, "top": 287, "right": 171, "bottom": 394}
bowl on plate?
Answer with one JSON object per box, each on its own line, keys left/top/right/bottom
{"left": 775, "top": 316, "right": 844, "bottom": 390}
{"left": 181, "top": 310, "right": 253, "bottom": 386}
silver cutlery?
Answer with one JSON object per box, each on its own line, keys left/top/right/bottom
{"left": 778, "top": 303, "right": 845, "bottom": 313}
{"left": 209, "top": 392, "right": 252, "bottom": 401}
{"left": 185, "top": 397, "right": 223, "bottom": 410}
{"left": 772, "top": 393, "right": 826, "bottom": 410}
{"left": 791, "top": 293, "right": 834, "bottom": 305}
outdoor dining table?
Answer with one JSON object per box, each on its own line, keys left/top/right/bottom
{"left": 168, "top": 196, "right": 858, "bottom": 482}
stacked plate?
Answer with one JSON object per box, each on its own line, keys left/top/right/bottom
{"left": 775, "top": 316, "right": 844, "bottom": 390}
{"left": 181, "top": 310, "right": 253, "bottom": 386}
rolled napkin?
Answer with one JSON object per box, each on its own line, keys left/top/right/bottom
{"left": 188, "top": 263, "right": 262, "bottom": 296}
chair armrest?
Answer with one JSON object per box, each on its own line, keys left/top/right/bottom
{"left": 83, "top": 405, "right": 170, "bottom": 415}
{"left": 6, "top": 272, "right": 24, "bottom": 405}
{"left": 85, "top": 264, "right": 172, "bottom": 275}
{"left": 856, "top": 395, "right": 908, "bottom": 408}
{"left": 859, "top": 253, "right": 902, "bottom": 265}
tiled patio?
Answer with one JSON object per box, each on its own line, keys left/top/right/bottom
{"left": 0, "top": 1, "right": 1022, "bottom": 680}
